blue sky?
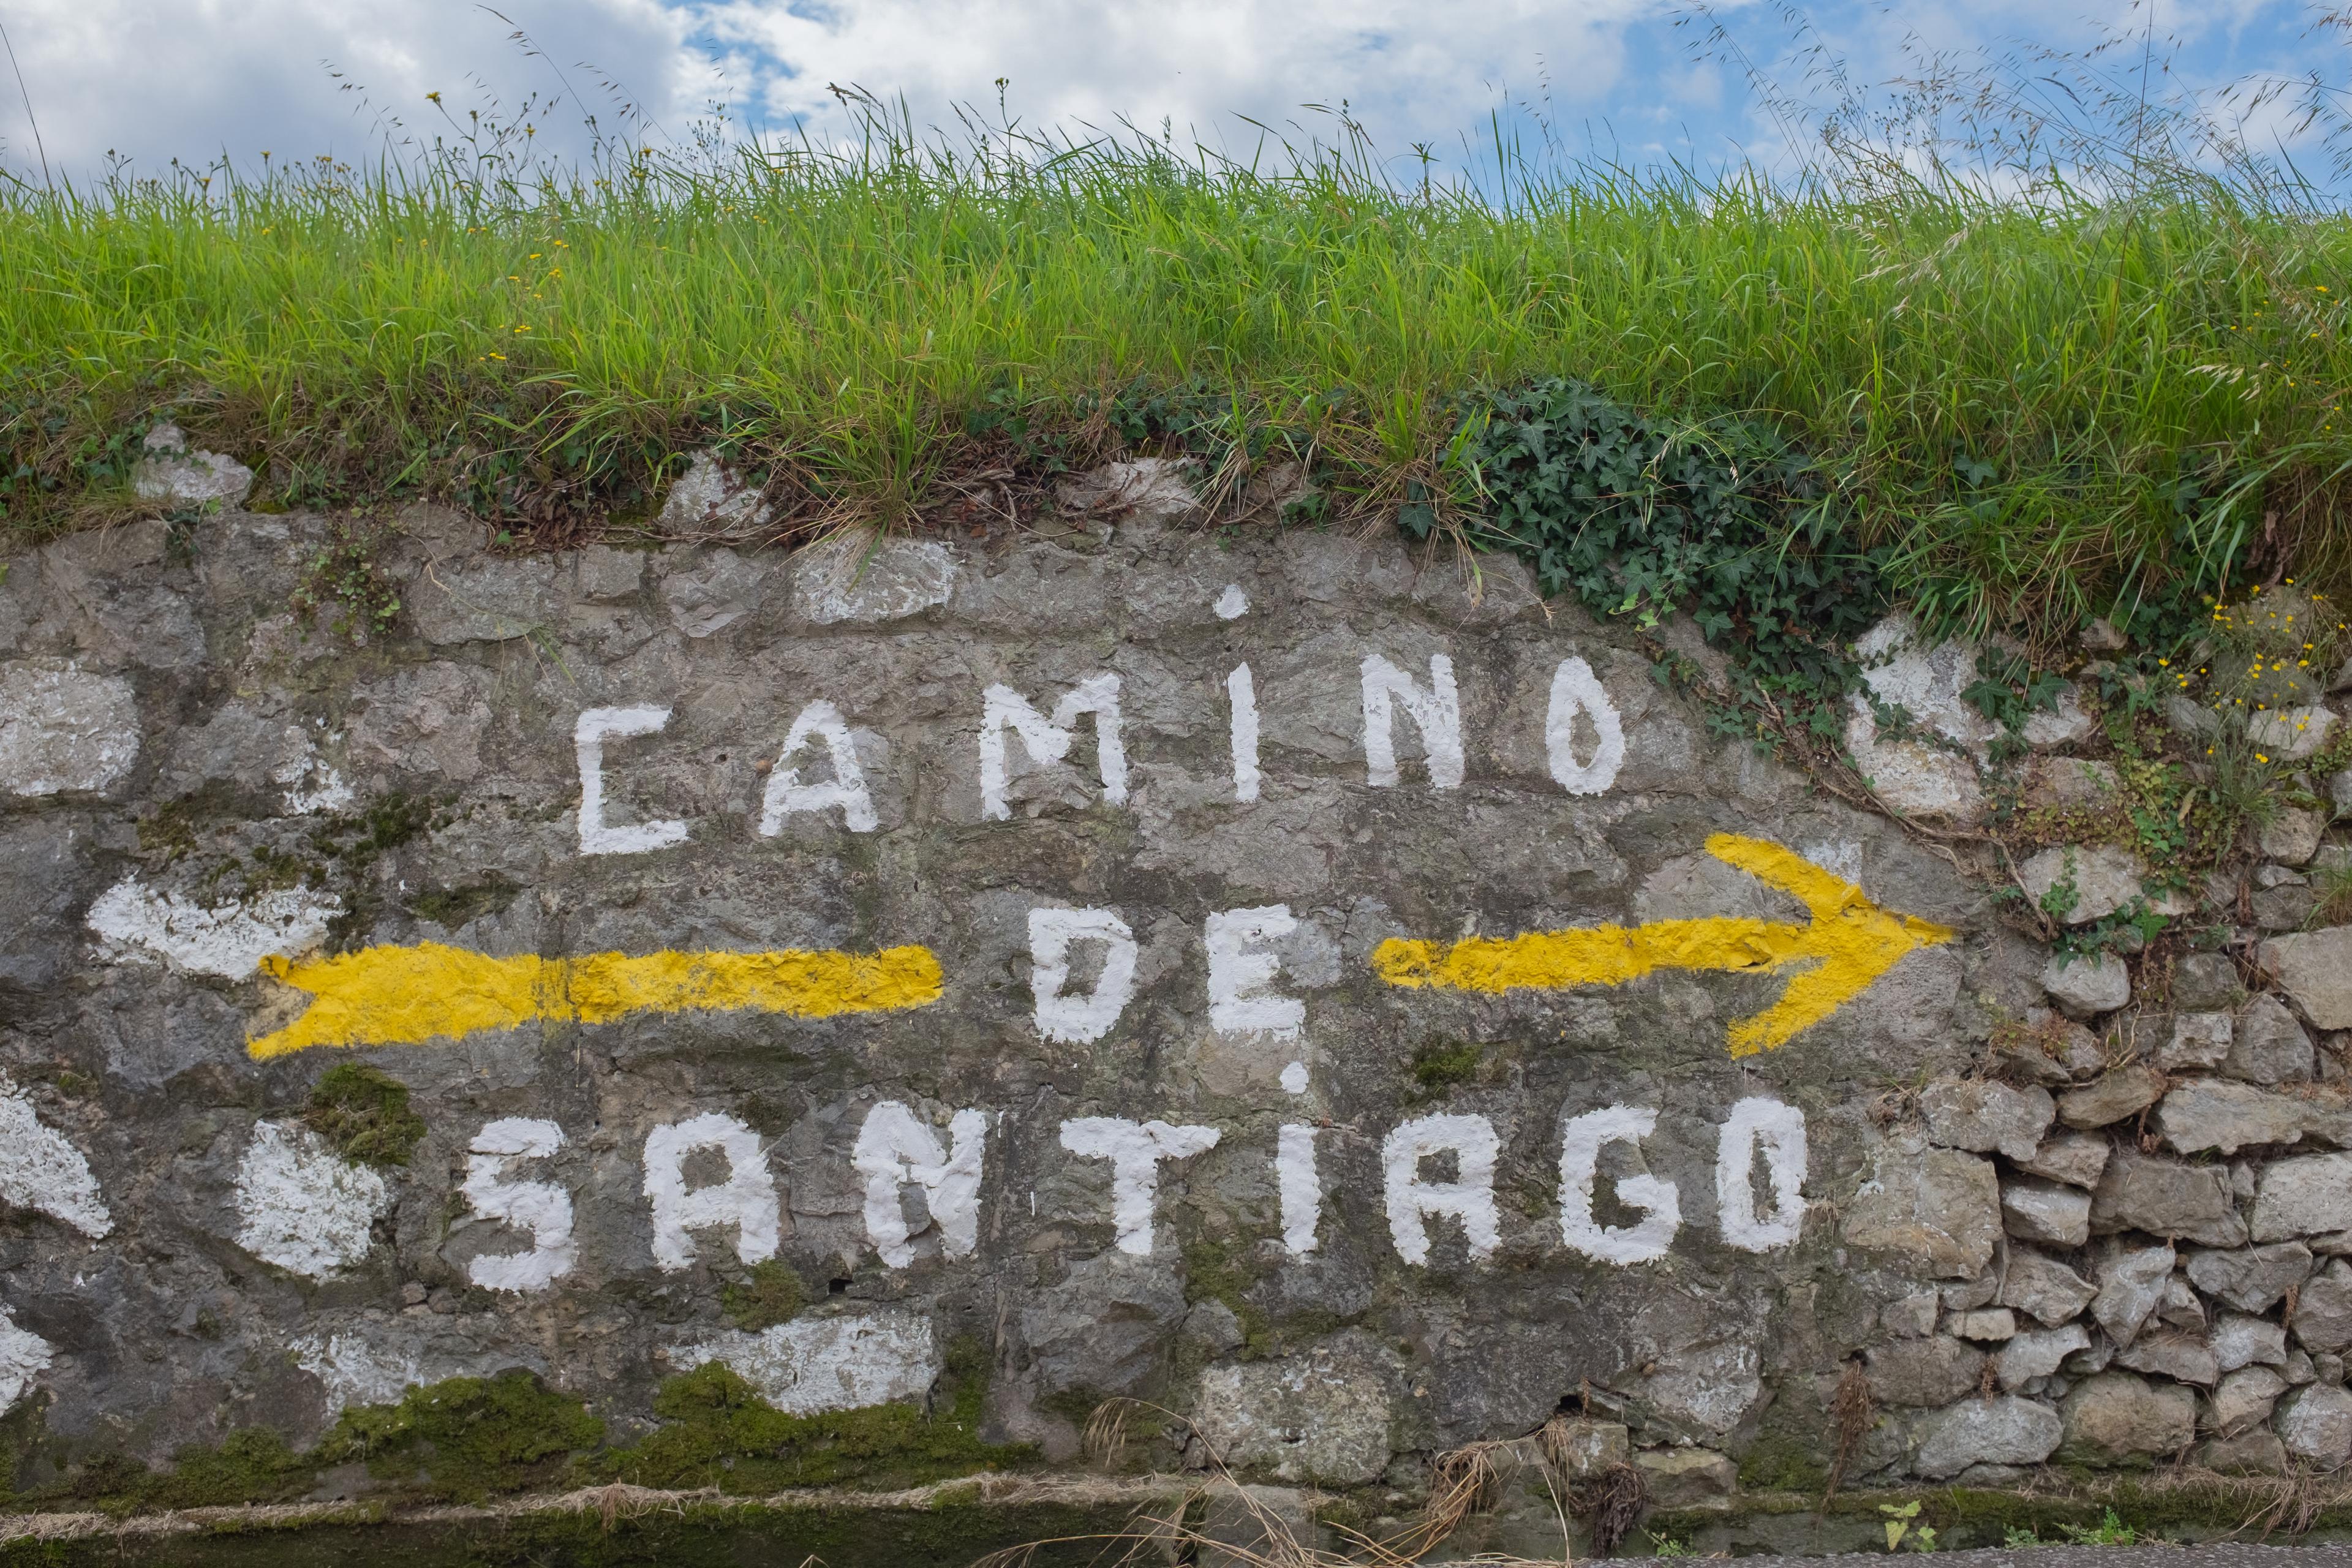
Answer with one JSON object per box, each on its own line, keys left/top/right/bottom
{"left": 0, "top": 0, "right": 2337, "bottom": 189}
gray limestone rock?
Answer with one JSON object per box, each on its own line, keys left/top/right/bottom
{"left": 0, "top": 661, "right": 138, "bottom": 797}
{"left": 2214, "top": 1313, "right": 2291, "bottom": 1373}
{"left": 1020, "top": 1251, "right": 1189, "bottom": 1397}
{"left": 1999, "top": 1250, "right": 2100, "bottom": 1327}
{"left": 2294, "top": 1261, "right": 2352, "bottom": 1355}
{"left": 1948, "top": 1308, "right": 2018, "bottom": 1342}
{"left": 2090, "top": 1242, "right": 2177, "bottom": 1349}
{"left": 1842, "top": 1137, "right": 2002, "bottom": 1280}
{"left": 2253, "top": 1152, "right": 2352, "bottom": 1240}
{"left": 2199, "top": 1430, "right": 2290, "bottom": 1474}
{"left": 2019, "top": 845, "right": 2147, "bottom": 926}
{"left": 2173, "top": 952, "right": 2246, "bottom": 1012}
{"left": 409, "top": 556, "right": 560, "bottom": 644}
{"left": 1922, "top": 1078, "right": 2054, "bottom": 1163}
{"left": 2276, "top": 1384, "right": 2352, "bottom": 1464}
{"left": 2157, "top": 1012, "right": 2234, "bottom": 1071}
{"left": 2158, "top": 1276, "right": 2208, "bottom": 1332}
{"left": 2260, "top": 807, "right": 2328, "bottom": 867}
{"left": 1998, "top": 1324, "right": 2091, "bottom": 1390}
{"left": 2016, "top": 1129, "right": 2111, "bottom": 1189}
{"left": 1189, "top": 1331, "right": 1401, "bottom": 1485}
{"left": 1630, "top": 1447, "right": 1737, "bottom": 1507}
{"left": 2260, "top": 927, "right": 2352, "bottom": 1028}
{"left": 2058, "top": 1372, "right": 2198, "bottom": 1462}
{"left": 657, "top": 451, "right": 772, "bottom": 533}
{"left": 2187, "top": 1242, "right": 2315, "bottom": 1311}
{"left": 1844, "top": 697, "right": 1985, "bottom": 823}
{"left": 2158, "top": 1079, "right": 2349, "bottom": 1156}
{"left": 2044, "top": 952, "right": 2132, "bottom": 1019}
{"left": 1055, "top": 457, "right": 1202, "bottom": 524}
{"left": 1864, "top": 1336, "right": 1988, "bottom": 1408}
{"left": 2002, "top": 1178, "right": 2092, "bottom": 1248}
{"left": 2090, "top": 1149, "right": 2248, "bottom": 1247}
{"left": 2230, "top": 995, "right": 2317, "bottom": 1085}
{"left": 2113, "top": 1332, "right": 2218, "bottom": 1386}
{"left": 2058, "top": 1066, "right": 2164, "bottom": 1129}
{"left": 1912, "top": 1395, "right": 2063, "bottom": 1480}
{"left": 1882, "top": 1292, "right": 1941, "bottom": 1338}
{"left": 658, "top": 547, "right": 774, "bottom": 638}
{"left": 2022, "top": 756, "right": 2119, "bottom": 810}
{"left": 2209, "top": 1366, "right": 2289, "bottom": 1436}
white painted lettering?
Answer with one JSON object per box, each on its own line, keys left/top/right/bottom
{"left": 978, "top": 675, "right": 1126, "bottom": 821}
{"left": 1278, "top": 1123, "right": 1321, "bottom": 1257}
{"left": 1545, "top": 656, "right": 1626, "bottom": 795}
{"left": 1716, "top": 1098, "right": 1809, "bottom": 1251}
{"left": 576, "top": 705, "right": 688, "bottom": 856}
{"left": 1205, "top": 904, "right": 1302, "bottom": 1039}
{"left": 1557, "top": 1104, "right": 1679, "bottom": 1265}
{"left": 1227, "top": 663, "right": 1261, "bottom": 803}
{"left": 853, "top": 1102, "right": 987, "bottom": 1267}
{"left": 461, "top": 1117, "right": 576, "bottom": 1292}
{"left": 1382, "top": 1112, "right": 1499, "bottom": 1265}
{"left": 643, "top": 1112, "right": 780, "bottom": 1271}
{"left": 759, "top": 699, "right": 878, "bottom": 834}
{"left": 1058, "top": 1117, "right": 1220, "bottom": 1257}
{"left": 1360, "top": 654, "right": 1463, "bottom": 789}
{"left": 1028, "top": 907, "right": 1139, "bottom": 1045}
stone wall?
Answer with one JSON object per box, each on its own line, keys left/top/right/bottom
{"left": 2, "top": 461, "right": 2351, "bottom": 1547}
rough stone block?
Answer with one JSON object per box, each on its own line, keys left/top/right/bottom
{"left": 2058, "top": 1372, "right": 2197, "bottom": 1463}
{"left": 1912, "top": 1395, "right": 2062, "bottom": 1479}
{"left": 1842, "top": 1136, "right": 2001, "bottom": 1280}
{"left": 1999, "top": 1250, "right": 2100, "bottom": 1327}
{"left": 1923, "top": 1078, "right": 2053, "bottom": 1162}
{"left": 2043, "top": 952, "right": 2131, "bottom": 1019}
{"left": 2230, "top": 995, "right": 2317, "bottom": 1085}
{"left": 2187, "top": 1242, "right": 2315, "bottom": 1312}
{"left": 2015, "top": 1129, "right": 2111, "bottom": 1189}
{"left": 2002, "top": 1178, "right": 2092, "bottom": 1248}
{"left": 2260, "top": 928, "right": 2352, "bottom": 1029}
{"left": 2090, "top": 1150, "right": 2248, "bottom": 1248}
{"left": 2254, "top": 1152, "right": 2352, "bottom": 1241}
{"left": 2058, "top": 1065, "right": 2163, "bottom": 1128}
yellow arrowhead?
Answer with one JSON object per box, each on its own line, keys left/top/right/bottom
{"left": 247, "top": 941, "right": 944, "bottom": 1060}
{"left": 1370, "top": 833, "right": 1953, "bottom": 1056}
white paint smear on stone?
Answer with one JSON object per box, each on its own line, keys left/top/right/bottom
{"left": 1717, "top": 1098, "right": 1809, "bottom": 1251}
{"left": 460, "top": 1117, "right": 576, "bottom": 1293}
{"left": 0, "top": 1074, "right": 111, "bottom": 1238}
{"left": 667, "top": 1310, "right": 938, "bottom": 1415}
{"left": 0, "top": 662, "right": 139, "bottom": 797}
{"left": 86, "top": 876, "right": 341, "bottom": 979}
{"left": 1214, "top": 584, "right": 1250, "bottom": 619}
{"left": 274, "top": 739, "right": 356, "bottom": 815}
{"left": 0, "top": 1306, "right": 53, "bottom": 1414}
{"left": 1205, "top": 904, "right": 1303, "bottom": 1039}
{"left": 1028, "top": 907, "right": 1138, "bottom": 1045}
{"left": 1278, "top": 1123, "right": 1321, "bottom": 1257}
{"left": 854, "top": 1101, "right": 986, "bottom": 1267}
{"left": 1360, "top": 654, "right": 1463, "bottom": 789}
{"left": 979, "top": 675, "right": 1126, "bottom": 821}
{"left": 1227, "top": 663, "right": 1261, "bottom": 804}
{"left": 1383, "top": 1113, "right": 1500, "bottom": 1265}
{"left": 290, "top": 1332, "right": 423, "bottom": 1414}
{"left": 575, "top": 705, "right": 688, "bottom": 856}
{"left": 233, "top": 1120, "right": 391, "bottom": 1278}
{"left": 1059, "top": 1117, "right": 1220, "bottom": 1257}
{"left": 1545, "top": 656, "right": 1626, "bottom": 796}
{"left": 759, "top": 699, "right": 878, "bottom": 834}
{"left": 1280, "top": 1060, "right": 1309, "bottom": 1095}
{"left": 1558, "top": 1105, "right": 1679, "bottom": 1265}
{"left": 643, "top": 1112, "right": 780, "bottom": 1271}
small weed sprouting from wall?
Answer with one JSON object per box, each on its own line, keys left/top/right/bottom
{"left": 292, "top": 516, "right": 402, "bottom": 644}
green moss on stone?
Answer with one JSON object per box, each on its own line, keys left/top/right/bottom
{"left": 303, "top": 1063, "right": 426, "bottom": 1169}
{"left": 405, "top": 875, "right": 519, "bottom": 930}
{"left": 1409, "top": 1039, "right": 1481, "bottom": 1093}
{"left": 316, "top": 1369, "right": 605, "bottom": 1504}
{"left": 1735, "top": 1430, "right": 1828, "bottom": 1493}
{"left": 603, "top": 1336, "right": 1031, "bottom": 1493}
{"left": 720, "top": 1260, "right": 807, "bottom": 1332}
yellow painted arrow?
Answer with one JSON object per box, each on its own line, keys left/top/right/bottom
{"left": 1371, "top": 833, "right": 1953, "bottom": 1056}
{"left": 247, "top": 941, "right": 944, "bottom": 1060}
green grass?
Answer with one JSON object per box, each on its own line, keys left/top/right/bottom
{"left": 7, "top": 99, "right": 2352, "bottom": 647}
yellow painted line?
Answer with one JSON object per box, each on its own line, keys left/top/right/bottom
{"left": 248, "top": 941, "right": 944, "bottom": 1060}
{"left": 1372, "top": 833, "right": 1953, "bottom": 1056}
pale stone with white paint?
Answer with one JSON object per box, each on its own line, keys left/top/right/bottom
{"left": 0, "top": 1307, "right": 53, "bottom": 1413}
{"left": 575, "top": 706, "right": 689, "bottom": 856}
{"left": 1544, "top": 655, "right": 1624, "bottom": 795}
{"left": 0, "top": 1074, "right": 111, "bottom": 1238}
{"left": 1557, "top": 1105, "right": 1679, "bottom": 1265}
{"left": 2017, "top": 844, "right": 2146, "bottom": 925}
{"left": 1205, "top": 904, "right": 1303, "bottom": 1039}
{"left": 0, "top": 661, "right": 139, "bottom": 796}
{"left": 854, "top": 1101, "right": 985, "bottom": 1267}
{"left": 791, "top": 531, "right": 958, "bottom": 625}
{"left": 86, "top": 876, "right": 341, "bottom": 979}
{"left": 1383, "top": 1112, "right": 1500, "bottom": 1266}
{"left": 459, "top": 1118, "right": 575, "bottom": 1293}
{"left": 979, "top": 675, "right": 1126, "bottom": 821}
{"left": 1361, "top": 654, "right": 1464, "bottom": 790}
{"left": 657, "top": 450, "right": 771, "bottom": 533}
{"left": 1852, "top": 613, "right": 2000, "bottom": 757}
{"left": 233, "top": 1121, "right": 392, "bottom": 1278}
{"left": 131, "top": 422, "right": 252, "bottom": 505}
{"left": 1059, "top": 1117, "right": 1219, "bottom": 1257}
{"left": 1843, "top": 695, "right": 1984, "bottom": 822}
{"left": 759, "top": 699, "right": 878, "bottom": 834}
{"left": 1028, "top": 907, "right": 1137, "bottom": 1045}
{"left": 1715, "top": 1096, "right": 1807, "bottom": 1251}
{"left": 667, "top": 1310, "right": 938, "bottom": 1415}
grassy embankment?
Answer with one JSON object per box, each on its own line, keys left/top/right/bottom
{"left": 2, "top": 118, "right": 2351, "bottom": 664}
